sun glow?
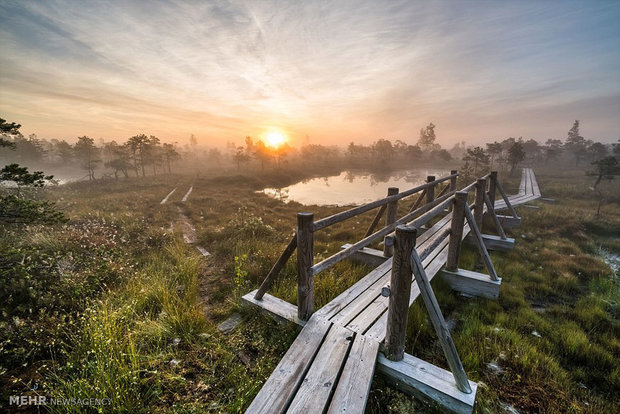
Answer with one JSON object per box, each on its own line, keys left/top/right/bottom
{"left": 263, "top": 130, "right": 288, "bottom": 149}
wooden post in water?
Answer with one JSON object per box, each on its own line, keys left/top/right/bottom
{"left": 446, "top": 192, "right": 467, "bottom": 272}
{"left": 488, "top": 171, "right": 498, "bottom": 207}
{"left": 297, "top": 212, "right": 314, "bottom": 320}
{"left": 383, "top": 187, "right": 399, "bottom": 257}
{"left": 385, "top": 225, "right": 417, "bottom": 361}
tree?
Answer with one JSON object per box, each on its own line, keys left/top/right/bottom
{"left": 565, "top": 120, "right": 588, "bottom": 166}
{"left": 544, "top": 139, "right": 563, "bottom": 162}
{"left": 462, "top": 146, "right": 489, "bottom": 176}
{"left": 74, "top": 136, "right": 100, "bottom": 180}
{"left": 162, "top": 143, "right": 180, "bottom": 174}
{"left": 486, "top": 141, "right": 503, "bottom": 168}
{"left": 507, "top": 140, "right": 525, "bottom": 175}
{"left": 127, "top": 134, "right": 150, "bottom": 177}
{"left": 0, "top": 119, "right": 65, "bottom": 225}
{"left": 371, "top": 139, "right": 394, "bottom": 163}
{"left": 590, "top": 156, "right": 620, "bottom": 216}
{"left": 418, "top": 123, "right": 437, "bottom": 152}
{"left": 588, "top": 142, "right": 608, "bottom": 162}
{"left": 232, "top": 146, "right": 250, "bottom": 169}
{"left": 0, "top": 117, "right": 20, "bottom": 148}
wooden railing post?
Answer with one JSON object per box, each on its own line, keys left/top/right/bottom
{"left": 425, "top": 176, "right": 435, "bottom": 228}
{"left": 446, "top": 192, "right": 467, "bottom": 272}
{"left": 426, "top": 175, "right": 435, "bottom": 205}
{"left": 488, "top": 171, "right": 498, "bottom": 207}
{"left": 385, "top": 225, "right": 417, "bottom": 361}
{"left": 474, "top": 178, "right": 486, "bottom": 231}
{"left": 383, "top": 187, "right": 399, "bottom": 257}
{"left": 297, "top": 212, "right": 314, "bottom": 320}
{"left": 449, "top": 170, "right": 458, "bottom": 192}
{"left": 448, "top": 170, "right": 457, "bottom": 212}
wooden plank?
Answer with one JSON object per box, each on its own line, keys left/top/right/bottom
{"left": 363, "top": 238, "right": 451, "bottom": 342}
{"left": 242, "top": 290, "right": 306, "bottom": 327}
{"left": 327, "top": 335, "right": 380, "bottom": 414}
{"left": 440, "top": 268, "right": 502, "bottom": 299}
{"left": 315, "top": 258, "right": 393, "bottom": 320}
{"left": 286, "top": 323, "right": 353, "bottom": 413}
{"left": 330, "top": 218, "right": 452, "bottom": 329}
{"left": 376, "top": 353, "right": 478, "bottom": 414}
{"left": 245, "top": 316, "right": 331, "bottom": 414}
{"left": 340, "top": 244, "right": 388, "bottom": 267}
{"left": 480, "top": 234, "right": 515, "bottom": 251}
{"left": 496, "top": 214, "right": 521, "bottom": 229}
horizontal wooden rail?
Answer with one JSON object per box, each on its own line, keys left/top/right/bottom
{"left": 312, "top": 174, "right": 458, "bottom": 232}
{"left": 311, "top": 194, "right": 454, "bottom": 276}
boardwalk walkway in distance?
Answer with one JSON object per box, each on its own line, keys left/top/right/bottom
{"left": 243, "top": 169, "right": 540, "bottom": 414}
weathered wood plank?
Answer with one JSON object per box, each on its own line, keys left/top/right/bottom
{"left": 376, "top": 353, "right": 478, "bottom": 414}
{"left": 245, "top": 316, "right": 331, "bottom": 414}
{"left": 330, "top": 217, "right": 452, "bottom": 328}
{"left": 340, "top": 244, "right": 388, "bottom": 267}
{"left": 464, "top": 204, "right": 500, "bottom": 281}
{"left": 314, "top": 258, "right": 393, "bottom": 320}
{"left": 440, "top": 268, "right": 502, "bottom": 299}
{"left": 243, "top": 290, "right": 306, "bottom": 327}
{"left": 327, "top": 335, "right": 380, "bottom": 414}
{"left": 286, "top": 323, "right": 353, "bottom": 413}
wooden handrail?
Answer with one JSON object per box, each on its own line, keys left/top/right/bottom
{"left": 311, "top": 173, "right": 458, "bottom": 232}
{"left": 311, "top": 193, "right": 454, "bottom": 276}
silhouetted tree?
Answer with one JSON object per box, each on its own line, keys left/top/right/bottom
{"left": 486, "top": 141, "right": 503, "bottom": 168}
{"left": 508, "top": 140, "right": 525, "bottom": 175}
{"left": 463, "top": 146, "right": 489, "bottom": 176}
{"left": 565, "top": 120, "right": 588, "bottom": 166}
{"left": 127, "top": 134, "right": 149, "bottom": 177}
{"left": 418, "top": 123, "right": 437, "bottom": 152}
{"left": 162, "top": 143, "right": 180, "bottom": 174}
{"left": 74, "top": 136, "right": 100, "bottom": 180}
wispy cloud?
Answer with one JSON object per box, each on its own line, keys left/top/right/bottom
{"left": 1, "top": 0, "right": 619, "bottom": 144}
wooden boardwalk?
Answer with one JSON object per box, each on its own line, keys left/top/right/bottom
{"left": 244, "top": 169, "right": 540, "bottom": 413}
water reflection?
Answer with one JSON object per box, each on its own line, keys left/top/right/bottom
{"left": 262, "top": 169, "right": 448, "bottom": 206}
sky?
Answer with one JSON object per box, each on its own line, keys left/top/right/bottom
{"left": 1, "top": 0, "right": 619, "bottom": 147}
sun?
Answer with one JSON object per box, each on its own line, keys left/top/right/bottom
{"left": 263, "top": 130, "right": 288, "bottom": 149}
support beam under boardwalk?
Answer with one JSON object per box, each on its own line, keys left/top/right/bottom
{"left": 440, "top": 269, "right": 502, "bottom": 299}
{"left": 496, "top": 214, "right": 521, "bottom": 229}
{"left": 341, "top": 243, "right": 388, "bottom": 267}
{"left": 467, "top": 234, "right": 515, "bottom": 251}
{"left": 376, "top": 353, "right": 477, "bottom": 414}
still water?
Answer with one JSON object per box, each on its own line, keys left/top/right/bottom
{"left": 262, "top": 169, "right": 449, "bottom": 206}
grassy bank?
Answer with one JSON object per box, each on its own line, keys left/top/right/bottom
{"left": 1, "top": 168, "right": 618, "bottom": 412}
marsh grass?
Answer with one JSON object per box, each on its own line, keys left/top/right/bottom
{"left": 2, "top": 169, "right": 618, "bottom": 412}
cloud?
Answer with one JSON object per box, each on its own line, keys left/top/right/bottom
{"left": 1, "top": 0, "right": 619, "bottom": 144}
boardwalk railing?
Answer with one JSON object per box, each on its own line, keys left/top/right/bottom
{"left": 255, "top": 169, "right": 517, "bottom": 320}
{"left": 245, "top": 168, "right": 536, "bottom": 414}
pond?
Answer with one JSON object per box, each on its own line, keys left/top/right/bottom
{"left": 261, "top": 169, "right": 450, "bottom": 206}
